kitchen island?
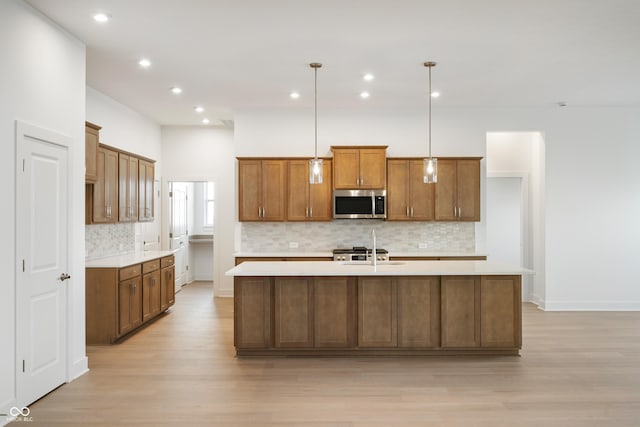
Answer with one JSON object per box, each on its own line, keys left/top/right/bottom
{"left": 225, "top": 260, "right": 533, "bottom": 356}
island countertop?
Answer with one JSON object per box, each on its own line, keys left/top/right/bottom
{"left": 226, "top": 260, "right": 533, "bottom": 277}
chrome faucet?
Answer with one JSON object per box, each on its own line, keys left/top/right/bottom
{"left": 371, "top": 229, "right": 377, "bottom": 267}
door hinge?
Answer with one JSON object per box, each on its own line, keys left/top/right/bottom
{"left": 22, "top": 360, "right": 25, "bottom": 372}
{"left": 169, "top": 191, "right": 172, "bottom": 197}
{"left": 157, "top": 235, "right": 160, "bottom": 243}
{"left": 22, "top": 259, "right": 25, "bottom": 272}
{"left": 169, "top": 232, "right": 173, "bottom": 238}
{"left": 22, "top": 158, "right": 25, "bottom": 172}
{"left": 186, "top": 265, "right": 189, "bottom": 271}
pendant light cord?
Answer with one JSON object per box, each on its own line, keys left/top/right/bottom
{"left": 428, "top": 63, "right": 432, "bottom": 158}
{"left": 314, "top": 65, "right": 318, "bottom": 160}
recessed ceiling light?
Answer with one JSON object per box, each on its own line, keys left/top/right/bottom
{"left": 194, "top": 106, "right": 204, "bottom": 113}
{"left": 363, "top": 74, "right": 374, "bottom": 81}
{"left": 93, "top": 13, "right": 110, "bottom": 23}
{"left": 170, "top": 87, "right": 182, "bottom": 94}
{"left": 360, "top": 91, "right": 370, "bottom": 99}
{"left": 290, "top": 92, "right": 300, "bottom": 99}
{"left": 138, "top": 58, "right": 151, "bottom": 68}
{"left": 202, "top": 118, "right": 210, "bottom": 125}
{"left": 431, "top": 91, "right": 440, "bottom": 98}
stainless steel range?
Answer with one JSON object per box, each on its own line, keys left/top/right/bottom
{"left": 332, "top": 246, "right": 389, "bottom": 262}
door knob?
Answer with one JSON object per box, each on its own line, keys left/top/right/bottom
{"left": 58, "top": 273, "right": 71, "bottom": 281}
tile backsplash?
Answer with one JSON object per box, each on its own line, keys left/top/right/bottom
{"left": 86, "top": 223, "right": 140, "bottom": 260}
{"left": 240, "top": 221, "right": 475, "bottom": 252}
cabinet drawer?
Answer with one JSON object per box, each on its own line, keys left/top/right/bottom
{"left": 142, "top": 259, "right": 160, "bottom": 274}
{"left": 161, "top": 256, "right": 175, "bottom": 268}
{"left": 119, "top": 264, "right": 141, "bottom": 281}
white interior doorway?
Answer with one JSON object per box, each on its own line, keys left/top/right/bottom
{"left": 486, "top": 131, "right": 546, "bottom": 305}
{"left": 486, "top": 175, "right": 528, "bottom": 298}
{"left": 166, "top": 180, "right": 215, "bottom": 292}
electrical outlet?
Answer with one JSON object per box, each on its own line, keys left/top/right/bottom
{"left": 418, "top": 242, "right": 428, "bottom": 249}
{"left": 289, "top": 242, "right": 299, "bottom": 249}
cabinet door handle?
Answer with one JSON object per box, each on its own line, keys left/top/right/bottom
{"left": 310, "top": 207, "right": 313, "bottom": 217}
{"left": 406, "top": 207, "right": 409, "bottom": 217}
{"left": 411, "top": 207, "right": 414, "bottom": 217}
{"left": 305, "top": 207, "right": 308, "bottom": 217}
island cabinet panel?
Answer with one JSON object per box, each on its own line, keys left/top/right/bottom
{"left": 397, "top": 277, "right": 441, "bottom": 348}
{"left": 314, "top": 277, "right": 356, "bottom": 348}
{"left": 441, "top": 276, "right": 481, "bottom": 348}
{"left": 234, "top": 277, "right": 272, "bottom": 348}
{"left": 274, "top": 278, "right": 314, "bottom": 348}
{"left": 481, "top": 276, "right": 521, "bottom": 348}
{"left": 358, "top": 277, "right": 397, "bottom": 347}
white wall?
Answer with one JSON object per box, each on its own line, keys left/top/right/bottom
{"left": 234, "top": 106, "right": 640, "bottom": 310}
{"left": 161, "top": 127, "right": 235, "bottom": 296}
{"left": 0, "top": 0, "right": 86, "bottom": 415}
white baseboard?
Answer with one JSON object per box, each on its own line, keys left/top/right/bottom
{"left": 69, "top": 356, "right": 89, "bottom": 382}
{"left": 542, "top": 300, "right": 640, "bottom": 311}
{"left": 215, "top": 288, "right": 233, "bottom": 298}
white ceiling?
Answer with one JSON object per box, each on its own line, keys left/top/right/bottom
{"left": 26, "top": 0, "right": 640, "bottom": 126}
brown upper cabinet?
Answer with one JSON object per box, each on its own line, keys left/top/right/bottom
{"left": 118, "top": 153, "right": 139, "bottom": 222}
{"left": 138, "top": 159, "right": 155, "bottom": 222}
{"left": 287, "top": 159, "right": 333, "bottom": 221}
{"left": 331, "top": 146, "right": 387, "bottom": 189}
{"left": 387, "top": 159, "right": 435, "bottom": 221}
{"left": 85, "top": 121, "right": 100, "bottom": 183}
{"left": 86, "top": 127, "right": 155, "bottom": 224}
{"left": 238, "top": 159, "right": 286, "bottom": 221}
{"left": 435, "top": 158, "right": 481, "bottom": 221}
{"left": 93, "top": 145, "right": 119, "bottom": 223}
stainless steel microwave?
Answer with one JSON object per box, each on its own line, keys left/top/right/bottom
{"left": 333, "top": 189, "right": 386, "bottom": 219}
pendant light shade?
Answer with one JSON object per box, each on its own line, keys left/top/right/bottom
{"left": 423, "top": 61, "right": 437, "bottom": 184}
{"left": 309, "top": 63, "right": 323, "bottom": 184}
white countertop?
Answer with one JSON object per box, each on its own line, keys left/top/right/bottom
{"left": 233, "top": 251, "right": 487, "bottom": 258}
{"left": 85, "top": 250, "right": 176, "bottom": 269}
{"left": 234, "top": 251, "right": 333, "bottom": 258}
{"left": 226, "top": 260, "right": 533, "bottom": 277}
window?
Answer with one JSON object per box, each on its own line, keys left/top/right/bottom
{"left": 204, "top": 182, "right": 214, "bottom": 228}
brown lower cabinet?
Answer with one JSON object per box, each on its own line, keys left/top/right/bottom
{"left": 86, "top": 255, "right": 175, "bottom": 344}
{"left": 118, "top": 276, "right": 142, "bottom": 336}
{"left": 234, "top": 274, "right": 521, "bottom": 355}
{"left": 161, "top": 256, "right": 176, "bottom": 311}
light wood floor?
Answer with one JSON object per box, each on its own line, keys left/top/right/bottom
{"left": 16, "top": 282, "right": 640, "bottom": 426}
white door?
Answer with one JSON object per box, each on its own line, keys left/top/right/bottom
{"left": 15, "top": 121, "right": 69, "bottom": 406}
{"left": 170, "top": 182, "right": 188, "bottom": 289}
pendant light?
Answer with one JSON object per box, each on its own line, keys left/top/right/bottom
{"left": 309, "top": 63, "right": 323, "bottom": 184}
{"left": 423, "top": 61, "right": 438, "bottom": 183}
